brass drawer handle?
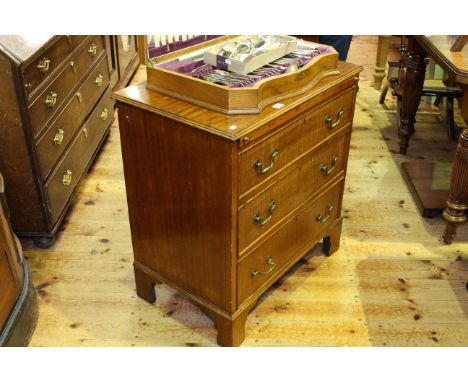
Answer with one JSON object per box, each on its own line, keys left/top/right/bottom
{"left": 251, "top": 257, "right": 276, "bottom": 278}
{"left": 88, "top": 43, "right": 97, "bottom": 57}
{"left": 253, "top": 201, "right": 277, "bottom": 226}
{"left": 316, "top": 204, "right": 334, "bottom": 224}
{"left": 45, "top": 91, "right": 58, "bottom": 108}
{"left": 82, "top": 127, "right": 88, "bottom": 139}
{"left": 325, "top": 108, "right": 344, "bottom": 129}
{"left": 62, "top": 170, "right": 72, "bottom": 186}
{"left": 254, "top": 149, "right": 279, "bottom": 174}
{"left": 100, "top": 108, "right": 109, "bottom": 121}
{"left": 76, "top": 92, "right": 83, "bottom": 103}
{"left": 37, "top": 58, "right": 51, "bottom": 73}
{"left": 94, "top": 74, "right": 103, "bottom": 87}
{"left": 320, "top": 154, "right": 338, "bottom": 176}
{"left": 53, "top": 129, "right": 64, "bottom": 145}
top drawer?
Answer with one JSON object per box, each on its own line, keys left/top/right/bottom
{"left": 238, "top": 88, "right": 355, "bottom": 196}
{"left": 22, "top": 35, "right": 88, "bottom": 98}
{"left": 27, "top": 37, "right": 106, "bottom": 138}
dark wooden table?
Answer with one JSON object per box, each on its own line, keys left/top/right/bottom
{"left": 398, "top": 35, "right": 468, "bottom": 244}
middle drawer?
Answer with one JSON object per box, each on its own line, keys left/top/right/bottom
{"left": 35, "top": 55, "right": 110, "bottom": 181}
{"left": 238, "top": 126, "right": 350, "bottom": 254}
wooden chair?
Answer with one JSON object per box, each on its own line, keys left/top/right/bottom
{"left": 379, "top": 36, "right": 463, "bottom": 140}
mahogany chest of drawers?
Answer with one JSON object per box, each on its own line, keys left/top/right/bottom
{"left": 0, "top": 35, "right": 114, "bottom": 247}
{"left": 114, "top": 61, "right": 361, "bottom": 346}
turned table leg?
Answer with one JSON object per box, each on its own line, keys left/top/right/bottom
{"left": 443, "top": 90, "right": 468, "bottom": 244}
{"left": 373, "top": 35, "right": 392, "bottom": 90}
{"left": 398, "top": 38, "right": 427, "bottom": 154}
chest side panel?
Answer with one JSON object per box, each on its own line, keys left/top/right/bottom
{"left": 117, "top": 103, "right": 237, "bottom": 313}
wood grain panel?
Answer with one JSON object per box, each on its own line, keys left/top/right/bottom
{"left": 117, "top": 103, "right": 237, "bottom": 313}
{"left": 35, "top": 59, "right": 111, "bottom": 180}
{"left": 28, "top": 49, "right": 108, "bottom": 138}
{"left": 237, "top": 178, "right": 344, "bottom": 305}
{"left": 238, "top": 88, "right": 354, "bottom": 195}
{"left": 22, "top": 35, "right": 88, "bottom": 99}
{"left": 0, "top": 52, "right": 46, "bottom": 233}
{"left": 238, "top": 127, "right": 351, "bottom": 253}
{"left": 45, "top": 89, "right": 113, "bottom": 223}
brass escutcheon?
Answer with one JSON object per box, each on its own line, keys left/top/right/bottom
{"left": 69, "top": 60, "right": 76, "bottom": 72}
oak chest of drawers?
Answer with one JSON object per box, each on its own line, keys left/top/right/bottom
{"left": 0, "top": 35, "right": 114, "bottom": 247}
{"left": 114, "top": 61, "right": 361, "bottom": 346}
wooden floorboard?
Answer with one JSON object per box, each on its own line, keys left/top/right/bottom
{"left": 24, "top": 36, "right": 468, "bottom": 346}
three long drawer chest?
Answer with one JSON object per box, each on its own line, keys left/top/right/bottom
{"left": 114, "top": 54, "right": 362, "bottom": 345}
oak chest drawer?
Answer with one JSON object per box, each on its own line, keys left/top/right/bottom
{"left": 35, "top": 55, "right": 111, "bottom": 180}
{"left": 238, "top": 127, "right": 350, "bottom": 254}
{"left": 44, "top": 90, "right": 113, "bottom": 223}
{"left": 28, "top": 37, "right": 107, "bottom": 138}
{"left": 237, "top": 178, "right": 344, "bottom": 305}
{"left": 239, "top": 88, "right": 354, "bottom": 196}
{"left": 22, "top": 35, "right": 88, "bottom": 99}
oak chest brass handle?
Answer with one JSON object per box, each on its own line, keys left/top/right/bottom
{"left": 316, "top": 204, "right": 334, "bottom": 224}
{"left": 325, "top": 108, "right": 344, "bottom": 129}
{"left": 250, "top": 257, "right": 276, "bottom": 278}
{"left": 100, "top": 108, "right": 109, "bottom": 121}
{"left": 88, "top": 43, "right": 97, "bottom": 57}
{"left": 45, "top": 91, "right": 58, "bottom": 108}
{"left": 53, "top": 129, "right": 64, "bottom": 145}
{"left": 94, "top": 74, "right": 103, "bottom": 87}
{"left": 320, "top": 154, "right": 338, "bottom": 176}
{"left": 253, "top": 201, "right": 277, "bottom": 225}
{"left": 62, "top": 170, "right": 72, "bottom": 186}
{"left": 82, "top": 127, "right": 88, "bottom": 139}
{"left": 36, "top": 58, "right": 51, "bottom": 73}
{"left": 254, "top": 149, "right": 279, "bottom": 174}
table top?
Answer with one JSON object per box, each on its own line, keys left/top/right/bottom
{"left": 416, "top": 35, "right": 468, "bottom": 84}
{"left": 113, "top": 61, "right": 361, "bottom": 141}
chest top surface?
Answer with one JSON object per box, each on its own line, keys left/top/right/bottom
{"left": 113, "top": 61, "right": 362, "bottom": 141}
{"left": 0, "top": 35, "right": 56, "bottom": 64}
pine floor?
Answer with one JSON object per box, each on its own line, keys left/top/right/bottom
{"left": 24, "top": 36, "right": 468, "bottom": 346}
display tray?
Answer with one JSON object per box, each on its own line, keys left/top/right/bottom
{"left": 140, "top": 35, "right": 340, "bottom": 114}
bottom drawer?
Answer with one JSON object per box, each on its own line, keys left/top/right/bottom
{"left": 45, "top": 88, "right": 114, "bottom": 224}
{"left": 237, "top": 178, "right": 344, "bottom": 306}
